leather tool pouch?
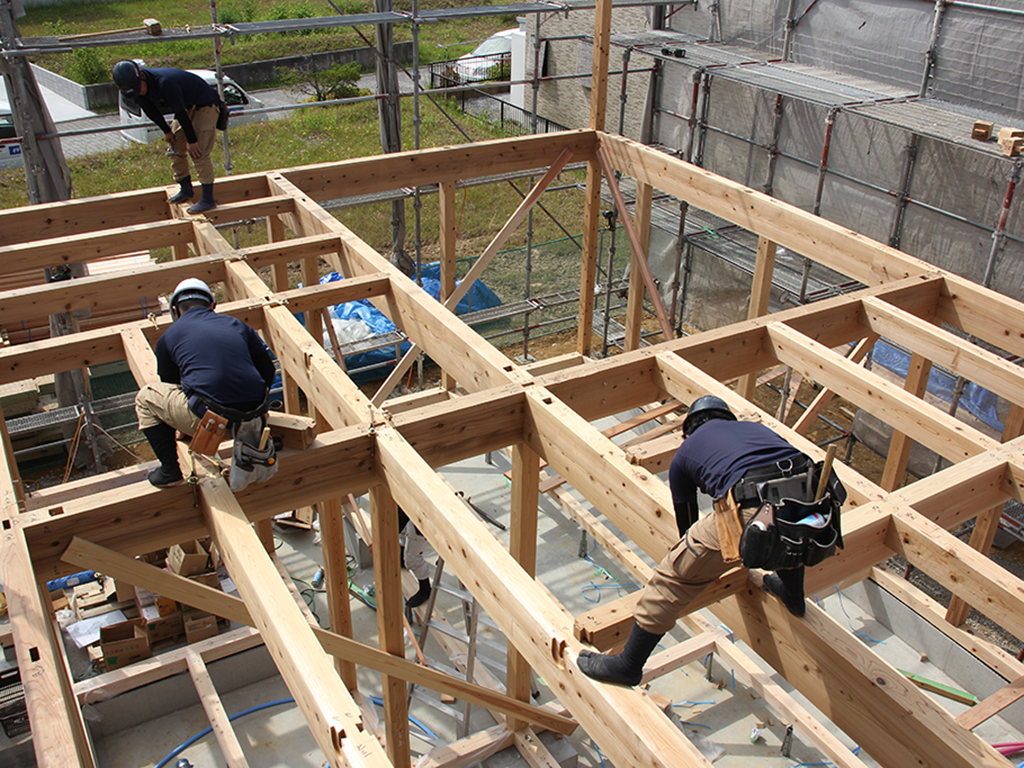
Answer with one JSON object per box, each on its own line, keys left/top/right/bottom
{"left": 712, "top": 490, "right": 744, "bottom": 564}
{"left": 216, "top": 102, "right": 228, "bottom": 131}
{"left": 739, "top": 496, "right": 838, "bottom": 571}
{"left": 190, "top": 410, "right": 229, "bottom": 456}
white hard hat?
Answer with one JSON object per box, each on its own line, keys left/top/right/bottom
{"left": 170, "top": 278, "right": 215, "bottom": 316}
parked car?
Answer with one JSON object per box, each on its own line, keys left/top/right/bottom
{"left": 452, "top": 29, "right": 516, "bottom": 83}
{"left": 119, "top": 67, "right": 265, "bottom": 145}
{"left": 0, "top": 100, "right": 23, "bottom": 170}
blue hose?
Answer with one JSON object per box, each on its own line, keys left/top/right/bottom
{"left": 368, "top": 695, "right": 440, "bottom": 741}
{"left": 154, "top": 697, "right": 294, "bottom": 768}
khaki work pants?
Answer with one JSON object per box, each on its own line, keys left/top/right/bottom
{"left": 635, "top": 505, "right": 759, "bottom": 634}
{"left": 169, "top": 104, "right": 219, "bottom": 186}
{"left": 135, "top": 382, "right": 201, "bottom": 435}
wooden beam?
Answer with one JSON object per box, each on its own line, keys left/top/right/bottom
{"left": 880, "top": 352, "right": 933, "bottom": 491}
{"left": 766, "top": 321, "right": 999, "bottom": 463}
{"left": 439, "top": 179, "right": 458, "bottom": 391}
{"left": 414, "top": 725, "right": 514, "bottom": 768}
{"left": 60, "top": 537, "right": 578, "bottom": 735}
{"left": 320, "top": 496, "right": 358, "bottom": 687}
{"left": 186, "top": 650, "right": 251, "bottom": 768}
{"left": 956, "top": 675, "right": 1024, "bottom": 730}
{"left": 370, "top": 488, "right": 411, "bottom": 768}
{"left": 371, "top": 147, "right": 574, "bottom": 405}
{"left": 624, "top": 181, "right": 653, "bottom": 351}
{"left": 792, "top": 336, "right": 876, "bottom": 435}
{"left": 0, "top": 220, "right": 195, "bottom": 275}
{"left": 198, "top": 475, "right": 390, "bottom": 767}
{"left": 737, "top": 237, "right": 778, "bottom": 400}
{"left": 507, "top": 443, "right": 541, "bottom": 731}
{"left": 199, "top": 195, "right": 295, "bottom": 226}
{"left": 577, "top": 160, "right": 601, "bottom": 357}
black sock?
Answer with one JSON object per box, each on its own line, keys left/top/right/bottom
{"left": 406, "top": 578, "right": 431, "bottom": 608}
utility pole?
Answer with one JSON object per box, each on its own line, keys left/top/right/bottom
{"left": 374, "top": 0, "right": 412, "bottom": 275}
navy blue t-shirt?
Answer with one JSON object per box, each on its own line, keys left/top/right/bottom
{"left": 668, "top": 420, "right": 802, "bottom": 513}
{"left": 156, "top": 306, "right": 275, "bottom": 409}
{"left": 134, "top": 68, "right": 219, "bottom": 143}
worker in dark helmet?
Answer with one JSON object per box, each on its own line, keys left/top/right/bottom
{"left": 578, "top": 395, "right": 845, "bottom": 686}
{"left": 135, "top": 279, "right": 276, "bottom": 487}
{"left": 112, "top": 60, "right": 223, "bottom": 213}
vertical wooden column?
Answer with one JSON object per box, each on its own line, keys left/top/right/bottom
{"left": 439, "top": 180, "right": 458, "bottom": 391}
{"left": 577, "top": 0, "right": 612, "bottom": 356}
{"left": 1, "top": 528, "right": 96, "bottom": 768}
{"left": 369, "top": 487, "right": 411, "bottom": 767}
{"left": 303, "top": 256, "right": 324, "bottom": 350}
{"left": 267, "top": 214, "right": 301, "bottom": 416}
{"left": 0, "top": 408, "right": 24, "bottom": 515}
{"left": 506, "top": 443, "right": 540, "bottom": 731}
{"left": 320, "top": 496, "right": 358, "bottom": 688}
{"left": 880, "top": 353, "right": 933, "bottom": 491}
{"left": 624, "top": 182, "right": 653, "bottom": 351}
{"left": 945, "top": 403, "right": 1024, "bottom": 626}
{"left": 737, "top": 236, "right": 778, "bottom": 401}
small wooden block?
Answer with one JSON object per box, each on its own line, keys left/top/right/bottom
{"left": 972, "top": 121, "right": 994, "bottom": 140}
{"left": 1000, "top": 137, "right": 1023, "bottom": 157}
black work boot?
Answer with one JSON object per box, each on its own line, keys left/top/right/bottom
{"left": 142, "top": 423, "right": 184, "bottom": 488}
{"left": 764, "top": 566, "right": 806, "bottom": 617}
{"left": 168, "top": 176, "right": 194, "bottom": 204}
{"left": 406, "top": 578, "right": 432, "bottom": 609}
{"left": 187, "top": 184, "right": 217, "bottom": 214}
{"left": 578, "top": 622, "right": 663, "bottom": 686}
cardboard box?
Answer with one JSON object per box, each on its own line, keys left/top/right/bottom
{"left": 138, "top": 604, "right": 184, "bottom": 645}
{"left": 184, "top": 613, "right": 219, "bottom": 645}
{"left": 155, "top": 595, "right": 179, "bottom": 617}
{"left": 168, "top": 540, "right": 209, "bottom": 576}
{"left": 100, "top": 622, "right": 151, "bottom": 671}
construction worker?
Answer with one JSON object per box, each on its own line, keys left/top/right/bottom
{"left": 112, "top": 60, "right": 222, "bottom": 213}
{"left": 578, "top": 395, "right": 844, "bottom": 686}
{"left": 398, "top": 507, "right": 433, "bottom": 608}
{"left": 135, "top": 279, "right": 276, "bottom": 487}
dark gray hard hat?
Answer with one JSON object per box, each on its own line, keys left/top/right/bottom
{"left": 112, "top": 61, "right": 141, "bottom": 96}
{"left": 682, "top": 394, "right": 736, "bottom": 436}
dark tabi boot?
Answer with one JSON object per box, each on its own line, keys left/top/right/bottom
{"left": 168, "top": 176, "right": 194, "bottom": 203}
{"left": 142, "top": 423, "right": 184, "bottom": 488}
{"left": 577, "top": 622, "right": 663, "bottom": 686}
{"left": 764, "top": 566, "right": 806, "bottom": 617}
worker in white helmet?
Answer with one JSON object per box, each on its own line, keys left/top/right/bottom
{"left": 135, "top": 278, "right": 275, "bottom": 487}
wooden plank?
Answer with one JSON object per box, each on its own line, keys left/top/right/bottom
{"left": 0, "top": 220, "right": 195, "bottom": 275}
{"left": 887, "top": 507, "right": 1024, "bottom": 641}
{"left": 767, "top": 321, "right": 999, "bottom": 463}
{"left": 371, "top": 425, "right": 716, "bottom": 768}
{"left": 439, "top": 179, "right": 458, "bottom": 392}
{"left": 321, "top": 496, "right": 358, "bottom": 687}
{"left": 862, "top": 296, "right": 1024, "bottom": 406}
{"left": 199, "top": 476, "right": 390, "bottom": 767}
{"left": 624, "top": 181, "right": 652, "bottom": 351}
{"left": 956, "top": 675, "right": 1024, "bottom": 730}
{"left": 0, "top": 527, "right": 96, "bottom": 768}
{"left": 594, "top": 146, "right": 673, "bottom": 342}
{"left": 370, "top": 488, "right": 411, "bottom": 768}
{"left": 639, "top": 631, "right": 721, "bottom": 685}
{"left": 0, "top": 254, "right": 223, "bottom": 329}
{"left": 577, "top": 160, "right": 602, "bottom": 357}
{"left": 186, "top": 650, "right": 251, "bottom": 768}
{"left": 792, "top": 336, "right": 876, "bottom": 435}
{"left": 200, "top": 195, "right": 295, "bottom": 225}
{"left": 737, "top": 237, "right": 778, "bottom": 400}
{"left": 507, "top": 443, "right": 540, "bottom": 731}
{"left": 880, "top": 352, "right": 932, "bottom": 491}
{"left": 60, "top": 537, "right": 577, "bottom": 734}
{"left": 414, "top": 725, "right": 513, "bottom": 768}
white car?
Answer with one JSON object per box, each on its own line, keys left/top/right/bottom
{"left": 119, "top": 68, "right": 265, "bottom": 145}
{"left": 452, "top": 29, "right": 516, "bottom": 83}
{"left": 0, "top": 100, "right": 24, "bottom": 170}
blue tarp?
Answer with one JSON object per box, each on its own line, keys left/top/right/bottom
{"left": 871, "top": 339, "right": 1004, "bottom": 432}
{"left": 314, "top": 265, "right": 502, "bottom": 382}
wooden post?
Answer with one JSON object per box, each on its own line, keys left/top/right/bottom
{"left": 369, "top": 487, "right": 411, "bottom": 767}
{"left": 624, "top": 181, "right": 653, "bottom": 351}
{"left": 320, "top": 496, "right": 358, "bottom": 687}
{"left": 439, "top": 179, "right": 458, "bottom": 391}
{"left": 186, "top": 650, "right": 251, "bottom": 768}
{"left": 507, "top": 443, "right": 540, "bottom": 730}
{"left": 945, "top": 403, "right": 1024, "bottom": 626}
{"left": 880, "top": 352, "right": 933, "bottom": 491}
{"left": 737, "top": 236, "right": 778, "bottom": 400}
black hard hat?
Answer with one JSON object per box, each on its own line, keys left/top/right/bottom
{"left": 112, "top": 60, "right": 141, "bottom": 96}
{"left": 682, "top": 394, "right": 736, "bottom": 436}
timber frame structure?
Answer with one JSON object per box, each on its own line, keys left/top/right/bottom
{"left": 2, "top": 127, "right": 1024, "bottom": 767}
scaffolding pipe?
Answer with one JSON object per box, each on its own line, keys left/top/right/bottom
{"left": 763, "top": 92, "right": 785, "bottom": 195}
{"left": 797, "top": 107, "right": 838, "bottom": 302}
{"left": 920, "top": 0, "right": 948, "bottom": 97}
{"left": 209, "top": 0, "right": 233, "bottom": 179}
{"left": 670, "top": 69, "right": 703, "bottom": 331}
{"left": 982, "top": 158, "right": 1022, "bottom": 289}
{"left": 601, "top": 212, "right": 619, "bottom": 356}
{"left": 782, "top": 0, "right": 799, "bottom": 62}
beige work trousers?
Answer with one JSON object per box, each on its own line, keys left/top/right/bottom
{"left": 169, "top": 104, "right": 219, "bottom": 186}
{"left": 634, "top": 505, "right": 759, "bottom": 634}
{"left": 136, "top": 382, "right": 201, "bottom": 435}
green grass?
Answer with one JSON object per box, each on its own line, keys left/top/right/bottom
{"left": 19, "top": 0, "right": 517, "bottom": 82}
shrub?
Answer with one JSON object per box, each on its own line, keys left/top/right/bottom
{"left": 219, "top": 0, "right": 259, "bottom": 25}
{"left": 66, "top": 49, "right": 109, "bottom": 85}
{"left": 278, "top": 60, "right": 363, "bottom": 101}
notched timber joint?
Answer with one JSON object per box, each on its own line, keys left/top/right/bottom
{"left": 550, "top": 637, "right": 567, "bottom": 669}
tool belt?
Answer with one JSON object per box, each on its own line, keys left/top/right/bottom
{"left": 727, "top": 455, "right": 846, "bottom": 571}
{"left": 187, "top": 391, "right": 269, "bottom": 457}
